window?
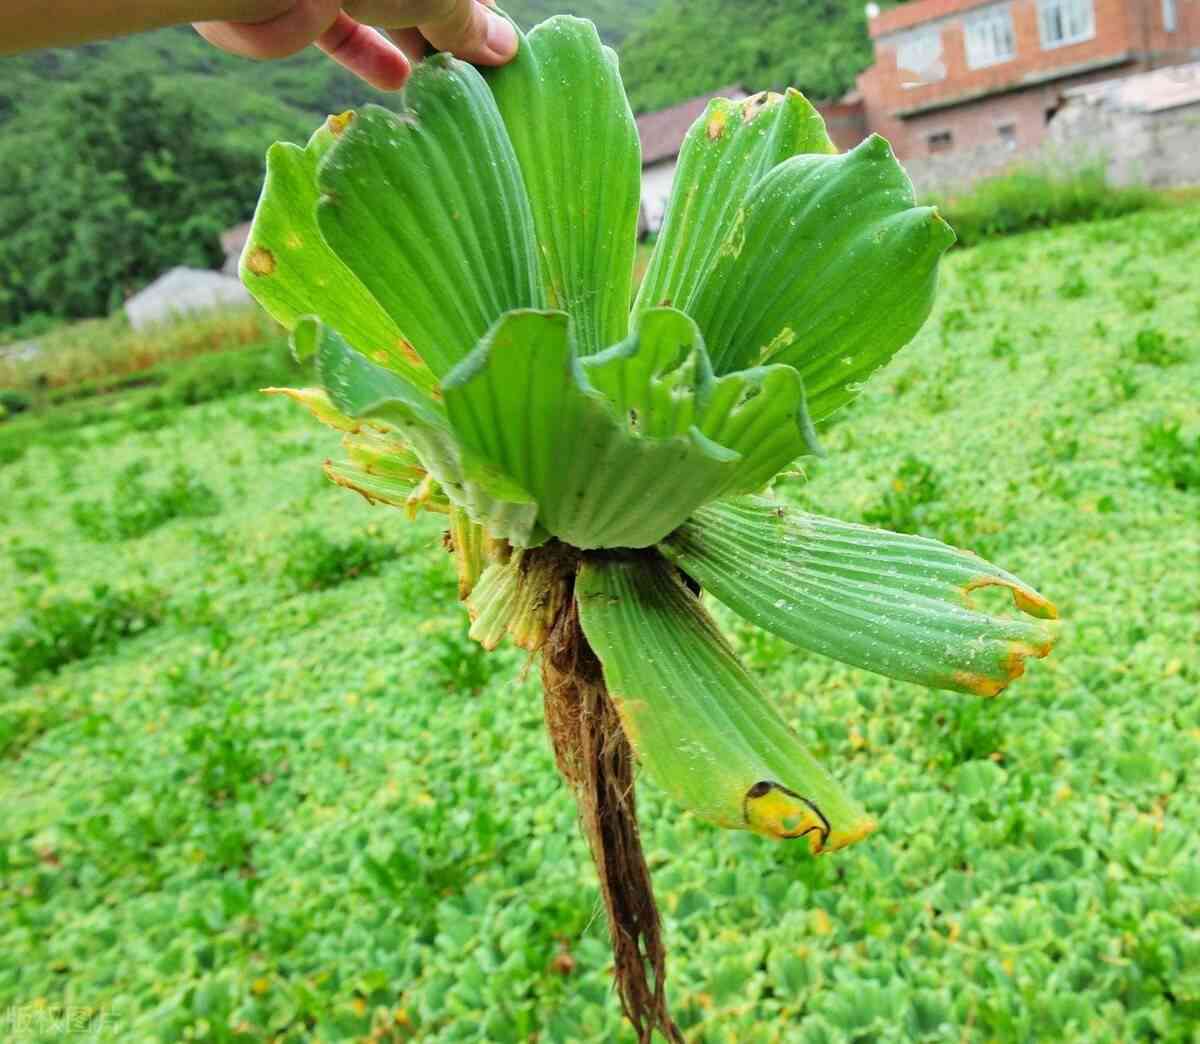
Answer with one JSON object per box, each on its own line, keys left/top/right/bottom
{"left": 928, "top": 130, "right": 954, "bottom": 154}
{"left": 1038, "top": 0, "right": 1095, "bottom": 49}
{"left": 997, "top": 123, "right": 1018, "bottom": 149}
{"left": 1164, "top": 0, "right": 1177, "bottom": 32}
{"left": 965, "top": 5, "right": 1017, "bottom": 68}
{"left": 896, "top": 30, "right": 946, "bottom": 85}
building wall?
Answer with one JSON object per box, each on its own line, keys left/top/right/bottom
{"left": 814, "top": 100, "right": 870, "bottom": 151}
{"left": 641, "top": 160, "right": 678, "bottom": 235}
{"left": 901, "top": 98, "right": 1200, "bottom": 193}
{"left": 859, "top": 0, "right": 1200, "bottom": 158}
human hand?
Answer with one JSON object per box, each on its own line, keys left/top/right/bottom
{"left": 194, "top": 0, "right": 519, "bottom": 90}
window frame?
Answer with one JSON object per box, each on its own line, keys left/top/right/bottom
{"left": 1163, "top": 0, "right": 1177, "bottom": 33}
{"left": 1037, "top": 0, "right": 1096, "bottom": 50}
{"left": 964, "top": 4, "right": 1017, "bottom": 69}
{"left": 895, "top": 28, "right": 947, "bottom": 85}
{"left": 927, "top": 130, "right": 954, "bottom": 154}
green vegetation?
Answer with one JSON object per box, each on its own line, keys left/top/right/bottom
{"left": 2, "top": 198, "right": 1196, "bottom": 1042}
{"left": 0, "top": 0, "right": 898, "bottom": 330}
{"left": 0, "top": 72, "right": 266, "bottom": 325}
{"left": 619, "top": 0, "right": 876, "bottom": 112}
{"left": 0, "top": 308, "right": 279, "bottom": 395}
{"left": 927, "top": 165, "right": 1162, "bottom": 248}
{"left": 0, "top": 3, "right": 656, "bottom": 331}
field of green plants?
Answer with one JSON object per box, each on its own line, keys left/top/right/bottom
{"left": 1, "top": 203, "right": 1197, "bottom": 1042}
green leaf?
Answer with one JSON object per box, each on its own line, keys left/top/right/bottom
{"left": 240, "top": 115, "right": 435, "bottom": 391}
{"left": 448, "top": 507, "right": 489, "bottom": 600}
{"left": 579, "top": 307, "right": 822, "bottom": 493}
{"left": 299, "top": 317, "right": 542, "bottom": 545}
{"left": 661, "top": 497, "right": 1060, "bottom": 696}
{"left": 466, "top": 558, "right": 520, "bottom": 651}
{"left": 634, "top": 89, "right": 835, "bottom": 322}
{"left": 576, "top": 555, "right": 874, "bottom": 851}
{"left": 466, "top": 546, "right": 570, "bottom": 651}
{"left": 442, "top": 310, "right": 742, "bottom": 549}
{"left": 682, "top": 135, "right": 956, "bottom": 420}
{"left": 486, "top": 16, "right": 641, "bottom": 356}
{"left": 316, "top": 60, "right": 544, "bottom": 378}
{"left": 322, "top": 458, "right": 426, "bottom": 511}
{"left": 322, "top": 425, "right": 437, "bottom": 512}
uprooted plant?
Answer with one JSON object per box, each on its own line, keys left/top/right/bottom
{"left": 239, "top": 15, "right": 1060, "bottom": 1041}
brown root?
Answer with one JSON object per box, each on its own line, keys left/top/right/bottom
{"left": 540, "top": 565, "right": 682, "bottom": 1044}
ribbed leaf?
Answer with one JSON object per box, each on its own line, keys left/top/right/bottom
{"left": 577, "top": 556, "right": 874, "bottom": 852}
{"left": 487, "top": 16, "right": 641, "bottom": 356}
{"left": 685, "top": 135, "right": 956, "bottom": 420}
{"left": 316, "top": 59, "right": 543, "bottom": 377}
{"left": 298, "top": 317, "right": 542, "bottom": 545}
{"left": 443, "top": 310, "right": 741, "bottom": 549}
{"left": 240, "top": 116, "right": 434, "bottom": 392}
{"left": 467, "top": 557, "right": 520, "bottom": 651}
{"left": 661, "top": 497, "right": 1060, "bottom": 696}
{"left": 466, "top": 547, "right": 570, "bottom": 651}
{"left": 262, "top": 386, "right": 359, "bottom": 432}
{"left": 579, "top": 307, "right": 822, "bottom": 493}
{"left": 449, "top": 507, "right": 489, "bottom": 600}
{"left": 323, "top": 458, "right": 427, "bottom": 510}
{"left": 634, "top": 89, "right": 835, "bottom": 323}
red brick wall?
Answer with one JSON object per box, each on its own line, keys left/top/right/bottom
{"left": 858, "top": 0, "right": 1200, "bottom": 158}
{"left": 814, "top": 101, "right": 870, "bottom": 152}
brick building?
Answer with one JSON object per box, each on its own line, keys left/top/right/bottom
{"left": 858, "top": 0, "right": 1200, "bottom": 160}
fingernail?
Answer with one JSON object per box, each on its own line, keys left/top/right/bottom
{"left": 485, "top": 12, "right": 518, "bottom": 59}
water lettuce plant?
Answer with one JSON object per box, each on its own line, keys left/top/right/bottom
{"left": 239, "top": 15, "right": 1059, "bottom": 1039}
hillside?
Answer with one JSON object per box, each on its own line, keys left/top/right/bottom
{"left": 0, "top": 3, "right": 657, "bottom": 148}
{"left": 0, "top": 1, "right": 884, "bottom": 328}
{"left": 618, "top": 0, "right": 878, "bottom": 112}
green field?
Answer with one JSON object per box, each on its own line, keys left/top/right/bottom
{"left": 1, "top": 204, "right": 1198, "bottom": 1042}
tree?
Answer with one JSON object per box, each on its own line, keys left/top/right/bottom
{"left": 619, "top": 0, "right": 876, "bottom": 112}
{"left": 0, "top": 71, "right": 262, "bottom": 324}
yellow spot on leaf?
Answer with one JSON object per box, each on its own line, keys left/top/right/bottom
{"left": 397, "top": 338, "right": 423, "bottom": 367}
{"left": 327, "top": 110, "right": 355, "bottom": 136}
{"left": 252, "top": 978, "right": 270, "bottom": 996}
{"left": 706, "top": 108, "right": 728, "bottom": 140}
{"left": 718, "top": 207, "right": 746, "bottom": 260}
{"left": 759, "top": 326, "right": 796, "bottom": 362}
{"left": 811, "top": 909, "right": 833, "bottom": 935}
{"left": 285, "top": 233, "right": 303, "bottom": 250}
{"left": 246, "top": 246, "right": 276, "bottom": 277}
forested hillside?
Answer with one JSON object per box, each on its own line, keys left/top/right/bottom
{"left": 0, "top": 1, "right": 886, "bottom": 328}
{"left": 619, "top": 0, "right": 877, "bottom": 112}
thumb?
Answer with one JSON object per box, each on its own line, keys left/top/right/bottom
{"left": 418, "top": 0, "right": 518, "bottom": 66}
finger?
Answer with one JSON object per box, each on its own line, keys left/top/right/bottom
{"left": 195, "top": 0, "right": 341, "bottom": 60}
{"left": 384, "top": 26, "right": 429, "bottom": 66}
{"left": 419, "top": 0, "right": 517, "bottom": 66}
{"left": 318, "top": 13, "right": 411, "bottom": 90}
